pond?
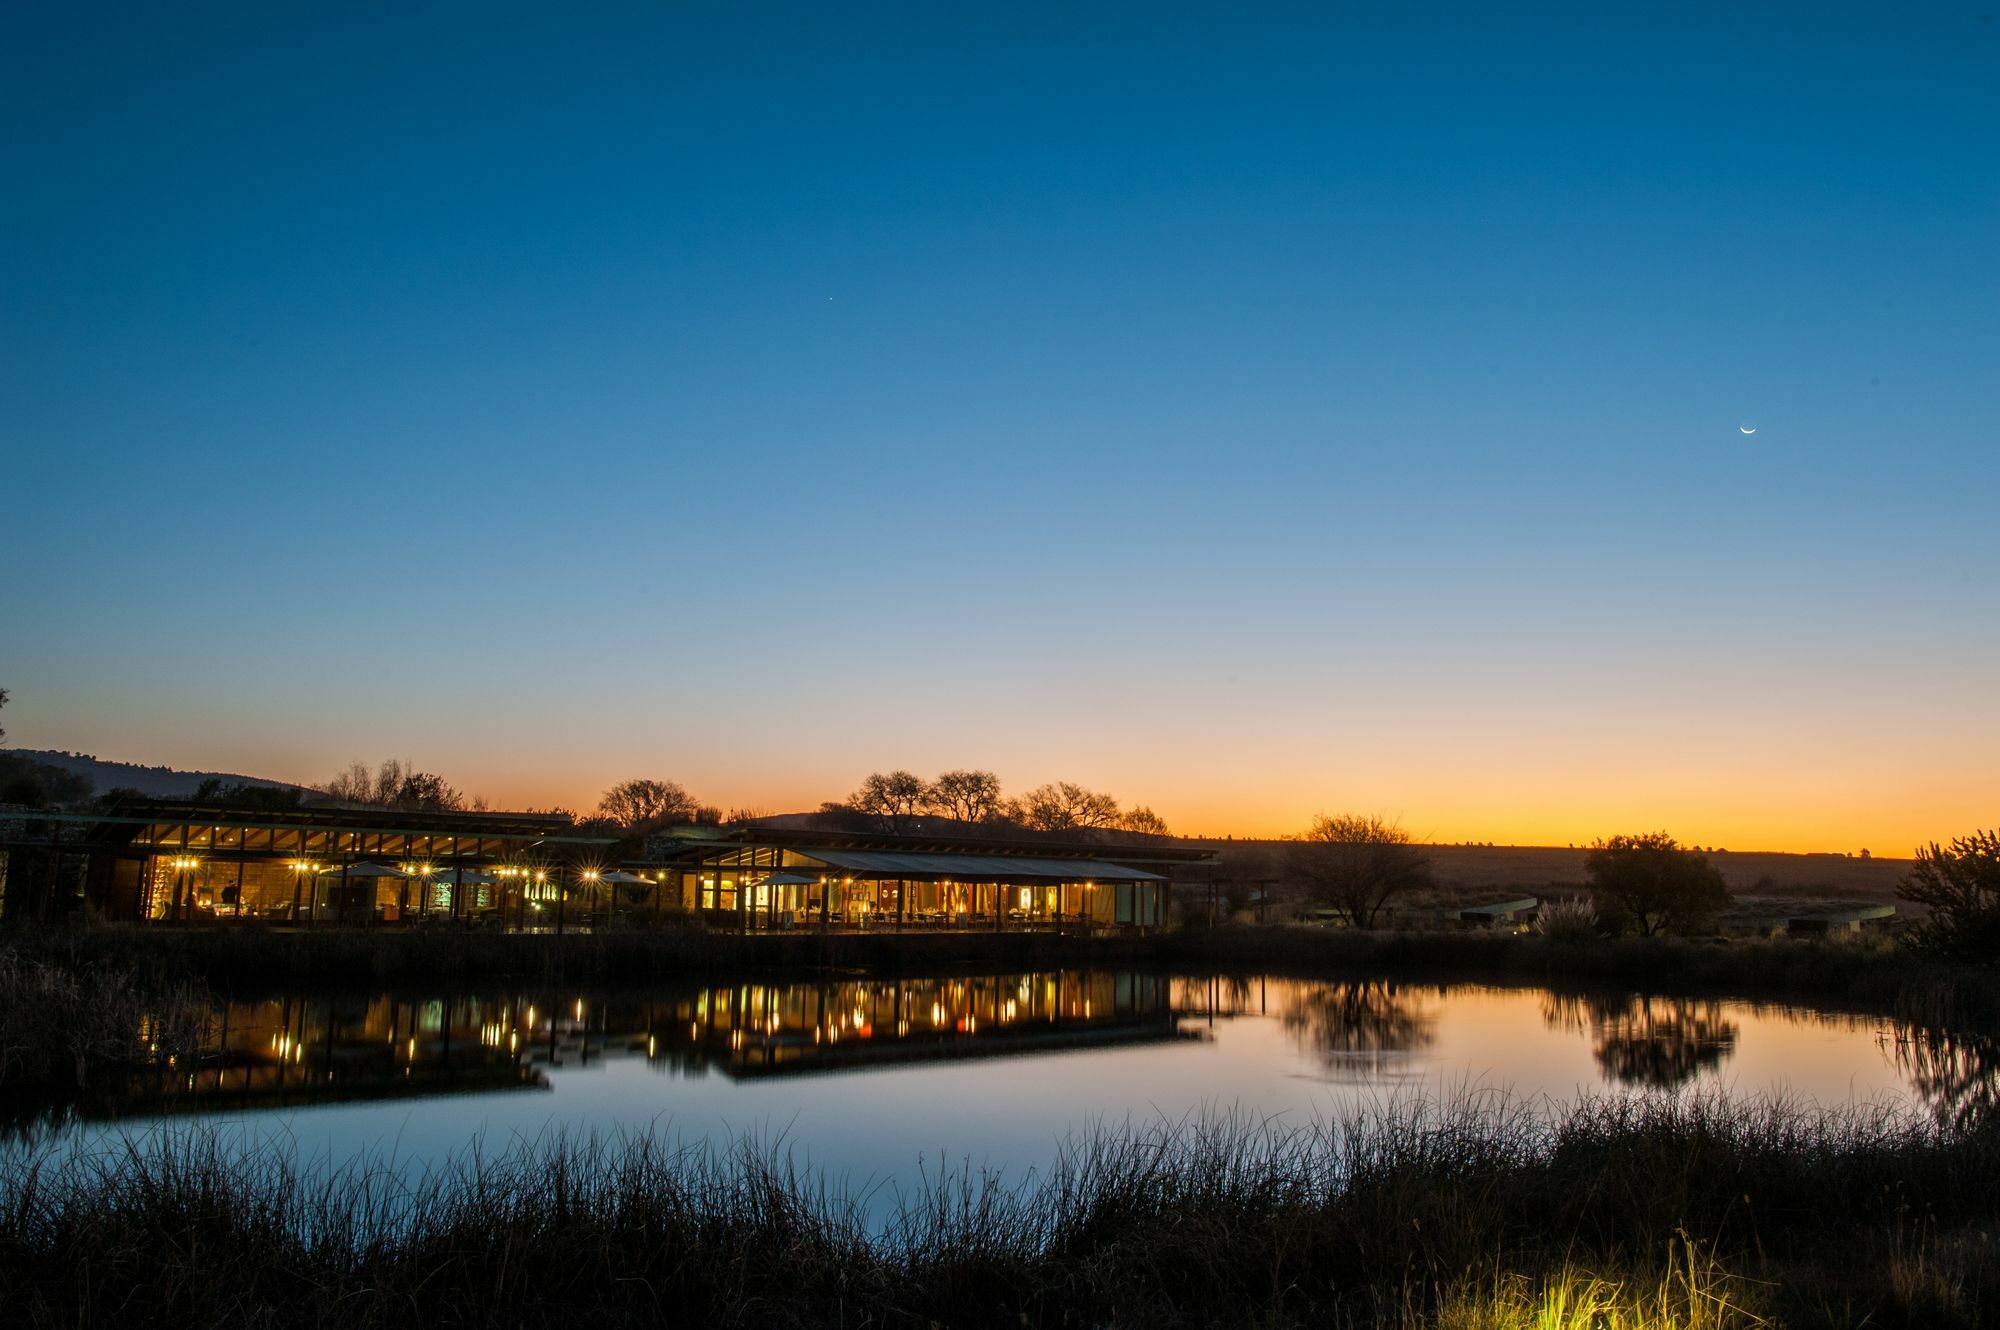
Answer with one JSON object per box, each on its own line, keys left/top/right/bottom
{"left": 12, "top": 970, "right": 1992, "bottom": 1199}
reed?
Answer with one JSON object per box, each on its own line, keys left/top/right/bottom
{"left": 2, "top": 1093, "right": 1996, "bottom": 1327}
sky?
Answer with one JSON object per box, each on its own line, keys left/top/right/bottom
{"left": 2, "top": 2, "right": 1995, "bottom": 853}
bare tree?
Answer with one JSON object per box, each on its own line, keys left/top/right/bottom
{"left": 0, "top": 686, "right": 8, "bottom": 744}
{"left": 393, "top": 771, "right": 463, "bottom": 812}
{"left": 597, "top": 778, "right": 711, "bottom": 831}
{"left": 1119, "top": 805, "right": 1171, "bottom": 837}
{"left": 850, "top": 770, "right": 928, "bottom": 833}
{"left": 368, "top": 759, "right": 409, "bottom": 805}
{"left": 323, "top": 760, "right": 375, "bottom": 803}
{"left": 1290, "top": 813, "right": 1432, "bottom": 929}
{"left": 1017, "top": 782, "right": 1121, "bottom": 833}
{"left": 323, "top": 759, "right": 462, "bottom": 811}
{"left": 925, "top": 769, "right": 1003, "bottom": 825}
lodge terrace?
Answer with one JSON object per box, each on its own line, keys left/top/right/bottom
{"left": 0, "top": 802, "right": 1212, "bottom": 932}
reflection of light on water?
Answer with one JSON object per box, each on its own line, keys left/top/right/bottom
{"left": 8, "top": 970, "right": 1943, "bottom": 1212}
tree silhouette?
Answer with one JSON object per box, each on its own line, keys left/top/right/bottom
{"left": 597, "top": 778, "right": 713, "bottom": 831}
{"left": 324, "top": 759, "right": 465, "bottom": 811}
{"left": 1289, "top": 814, "right": 1432, "bottom": 929}
{"left": 850, "top": 771, "right": 928, "bottom": 832}
{"left": 1898, "top": 830, "right": 2000, "bottom": 962}
{"left": 1584, "top": 833, "right": 1731, "bottom": 937}
{"left": 1015, "top": 782, "right": 1121, "bottom": 833}
{"left": 924, "top": 770, "right": 1003, "bottom": 825}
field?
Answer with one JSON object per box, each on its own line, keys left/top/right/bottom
{"left": 1196, "top": 840, "right": 1915, "bottom": 920}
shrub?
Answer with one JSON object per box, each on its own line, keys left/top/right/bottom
{"left": 1534, "top": 896, "right": 1600, "bottom": 942}
{"left": 1900, "top": 830, "right": 2000, "bottom": 964}
{"left": 1585, "top": 833, "right": 1731, "bottom": 937}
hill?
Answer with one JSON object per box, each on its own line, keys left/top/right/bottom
{"left": 4, "top": 750, "right": 309, "bottom": 801}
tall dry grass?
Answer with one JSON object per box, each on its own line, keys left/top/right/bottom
{"left": 3, "top": 1092, "right": 1996, "bottom": 1327}
{"left": 0, "top": 950, "right": 207, "bottom": 1091}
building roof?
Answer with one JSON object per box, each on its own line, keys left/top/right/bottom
{"left": 801, "top": 849, "right": 1164, "bottom": 882}
{"left": 640, "top": 823, "right": 1216, "bottom": 866}
{"left": 0, "top": 801, "right": 616, "bottom": 849}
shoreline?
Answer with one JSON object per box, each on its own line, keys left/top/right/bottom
{"left": 7, "top": 923, "right": 1996, "bottom": 1025}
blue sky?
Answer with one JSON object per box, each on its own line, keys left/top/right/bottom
{"left": 3, "top": 3, "right": 1995, "bottom": 848}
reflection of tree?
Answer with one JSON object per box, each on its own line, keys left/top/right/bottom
{"left": 1280, "top": 982, "right": 1433, "bottom": 1071}
{"left": 1542, "top": 993, "right": 1738, "bottom": 1090}
{"left": 1888, "top": 1024, "right": 2000, "bottom": 1132}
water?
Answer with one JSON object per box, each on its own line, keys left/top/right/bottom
{"left": 14, "top": 970, "right": 1977, "bottom": 1200}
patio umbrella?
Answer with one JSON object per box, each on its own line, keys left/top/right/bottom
{"left": 593, "top": 869, "right": 649, "bottom": 909}
{"left": 317, "top": 862, "right": 410, "bottom": 918}
{"left": 431, "top": 867, "right": 495, "bottom": 916}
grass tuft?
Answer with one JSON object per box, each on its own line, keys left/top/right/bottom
{"left": 3, "top": 1093, "right": 1998, "bottom": 1327}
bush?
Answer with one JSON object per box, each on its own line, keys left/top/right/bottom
{"left": 1586, "top": 833, "right": 1731, "bottom": 937}
{"left": 1534, "top": 896, "right": 1600, "bottom": 942}
{"left": 1900, "top": 830, "right": 2000, "bottom": 964}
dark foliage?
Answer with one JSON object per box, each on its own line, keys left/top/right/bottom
{"left": 0, "top": 754, "right": 94, "bottom": 808}
{"left": 1585, "top": 832, "right": 1731, "bottom": 937}
{"left": 1900, "top": 830, "right": 2000, "bottom": 963}
{"left": 1289, "top": 814, "right": 1433, "bottom": 928}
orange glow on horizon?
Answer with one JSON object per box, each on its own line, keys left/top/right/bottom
{"left": 443, "top": 765, "right": 1978, "bottom": 859}
{"left": 17, "top": 720, "right": 1989, "bottom": 861}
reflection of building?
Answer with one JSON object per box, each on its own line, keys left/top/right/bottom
{"left": 3, "top": 972, "right": 1194, "bottom": 1129}
{"left": 40, "top": 994, "right": 550, "bottom": 1124}
{"left": 624, "top": 971, "right": 1189, "bottom": 1078}
{"left": 636, "top": 827, "right": 1211, "bottom": 933}
{"left": 3, "top": 805, "right": 1212, "bottom": 933}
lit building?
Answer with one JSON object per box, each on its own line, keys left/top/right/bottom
{"left": 0, "top": 801, "right": 614, "bottom": 926}
{"left": 630, "top": 824, "right": 1209, "bottom": 932}
{"left": 1, "top": 801, "right": 1212, "bottom": 932}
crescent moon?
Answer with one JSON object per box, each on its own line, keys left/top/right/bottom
{"left": 1739, "top": 425, "right": 1757, "bottom": 435}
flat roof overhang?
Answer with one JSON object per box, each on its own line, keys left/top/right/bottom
{"left": 797, "top": 849, "right": 1164, "bottom": 883}
{"left": 640, "top": 824, "right": 1217, "bottom": 867}
{"left": 2, "top": 806, "right": 616, "bottom": 850}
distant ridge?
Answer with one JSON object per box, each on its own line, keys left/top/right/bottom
{"left": 7, "top": 749, "right": 310, "bottom": 800}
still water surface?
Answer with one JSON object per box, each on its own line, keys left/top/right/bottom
{"left": 23, "top": 971, "right": 1970, "bottom": 1197}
